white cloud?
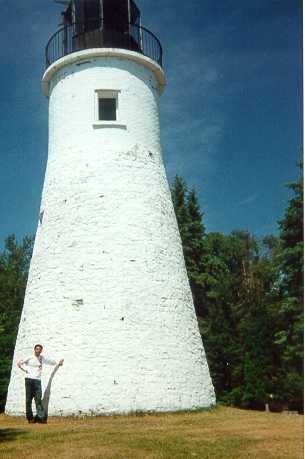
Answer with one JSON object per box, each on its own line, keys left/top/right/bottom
{"left": 236, "top": 193, "right": 260, "bottom": 206}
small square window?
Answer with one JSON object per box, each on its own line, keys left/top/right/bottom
{"left": 98, "top": 98, "right": 116, "bottom": 121}
{"left": 93, "top": 89, "right": 126, "bottom": 128}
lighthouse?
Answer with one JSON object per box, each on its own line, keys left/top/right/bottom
{"left": 6, "top": 0, "right": 215, "bottom": 416}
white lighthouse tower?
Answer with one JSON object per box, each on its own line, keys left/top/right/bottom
{"left": 6, "top": 0, "right": 215, "bottom": 416}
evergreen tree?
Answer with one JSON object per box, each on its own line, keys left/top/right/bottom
{"left": 171, "top": 173, "right": 303, "bottom": 412}
{"left": 200, "top": 231, "right": 281, "bottom": 408}
{"left": 170, "top": 175, "right": 190, "bottom": 247}
{"left": 198, "top": 232, "right": 238, "bottom": 399}
{"left": 171, "top": 177, "right": 207, "bottom": 314}
{"left": 0, "top": 235, "right": 33, "bottom": 411}
{"left": 275, "top": 163, "right": 303, "bottom": 410}
{"left": 185, "top": 188, "right": 207, "bottom": 315}
{"left": 186, "top": 188, "right": 206, "bottom": 268}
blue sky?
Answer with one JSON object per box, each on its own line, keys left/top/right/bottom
{"left": 0, "top": 0, "right": 302, "bottom": 247}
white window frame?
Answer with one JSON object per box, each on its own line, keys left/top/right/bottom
{"left": 93, "top": 89, "right": 126, "bottom": 128}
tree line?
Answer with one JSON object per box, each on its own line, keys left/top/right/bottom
{"left": 171, "top": 164, "right": 303, "bottom": 412}
{"left": 0, "top": 165, "right": 303, "bottom": 412}
{"left": 0, "top": 235, "right": 33, "bottom": 411}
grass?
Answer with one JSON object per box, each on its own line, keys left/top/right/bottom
{"left": 0, "top": 406, "right": 303, "bottom": 459}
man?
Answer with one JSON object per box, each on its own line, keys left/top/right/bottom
{"left": 17, "top": 344, "right": 64, "bottom": 424}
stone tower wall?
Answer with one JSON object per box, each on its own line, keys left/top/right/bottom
{"left": 6, "top": 52, "right": 215, "bottom": 415}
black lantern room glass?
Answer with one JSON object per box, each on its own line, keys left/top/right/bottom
{"left": 63, "top": 1, "right": 141, "bottom": 31}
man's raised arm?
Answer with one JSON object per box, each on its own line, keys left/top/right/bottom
{"left": 42, "top": 356, "right": 64, "bottom": 366}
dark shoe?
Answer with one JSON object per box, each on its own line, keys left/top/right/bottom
{"left": 28, "top": 419, "right": 35, "bottom": 424}
{"left": 35, "top": 417, "right": 47, "bottom": 424}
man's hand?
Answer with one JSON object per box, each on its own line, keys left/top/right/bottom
{"left": 58, "top": 359, "right": 64, "bottom": 366}
{"left": 17, "top": 361, "right": 28, "bottom": 373}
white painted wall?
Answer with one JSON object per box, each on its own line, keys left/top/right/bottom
{"left": 6, "top": 51, "right": 215, "bottom": 415}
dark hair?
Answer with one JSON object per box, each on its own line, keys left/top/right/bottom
{"left": 34, "top": 344, "right": 43, "bottom": 350}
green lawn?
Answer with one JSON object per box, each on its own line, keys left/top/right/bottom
{"left": 0, "top": 406, "right": 303, "bottom": 459}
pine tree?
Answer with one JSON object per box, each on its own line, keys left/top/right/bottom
{"left": 171, "top": 177, "right": 207, "bottom": 314}
{"left": 0, "top": 235, "right": 33, "bottom": 411}
{"left": 228, "top": 231, "right": 282, "bottom": 409}
{"left": 199, "top": 231, "right": 281, "bottom": 408}
{"left": 186, "top": 188, "right": 206, "bottom": 266}
{"left": 170, "top": 175, "right": 190, "bottom": 247}
{"left": 275, "top": 163, "right": 303, "bottom": 410}
{"left": 171, "top": 173, "right": 303, "bottom": 411}
{"left": 198, "top": 232, "right": 239, "bottom": 400}
{"left": 185, "top": 188, "right": 206, "bottom": 315}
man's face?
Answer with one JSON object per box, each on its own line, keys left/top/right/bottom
{"left": 34, "top": 346, "right": 43, "bottom": 357}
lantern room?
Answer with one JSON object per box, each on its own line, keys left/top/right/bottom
{"left": 62, "top": 0, "right": 141, "bottom": 33}
{"left": 46, "top": 0, "right": 162, "bottom": 67}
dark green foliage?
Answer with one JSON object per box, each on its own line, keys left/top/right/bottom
{"left": 0, "top": 235, "right": 34, "bottom": 411}
{"left": 171, "top": 170, "right": 303, "bottom": 412}
{"left": 199, "top": 231, "right": 281, "bottom": 409}
{"left": 275, "top": 163, "right": 303, "bottom": 410}
{"left": 170, "top": 176, "right": 206, "bottom": 315}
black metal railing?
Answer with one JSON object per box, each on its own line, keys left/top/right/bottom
{"left": 45, "top": 20, "right": 162, "bottom": 68}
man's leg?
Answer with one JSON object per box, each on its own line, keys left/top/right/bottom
{"left": 33, "top": 380, "right": 46, "bottom": 423}
{"left": 25, "top": 378, "right": 34, "bottom": 422}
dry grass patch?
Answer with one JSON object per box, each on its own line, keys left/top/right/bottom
{"left": 0, "top": 406, "right": 303, "bottom": 459}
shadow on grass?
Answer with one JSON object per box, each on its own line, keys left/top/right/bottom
{"left": 0, "top": 428, "right": 29, "bottom": 443}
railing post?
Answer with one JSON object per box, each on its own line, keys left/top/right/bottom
{"left": 63, "top": 25, "right": 68, "bottom": 56}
